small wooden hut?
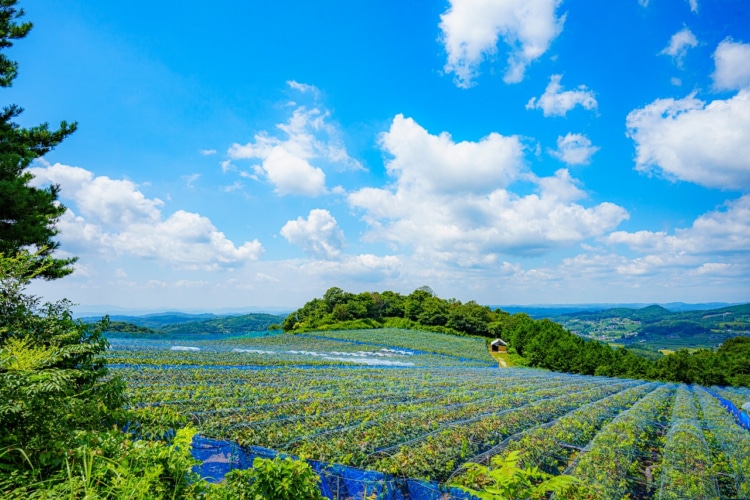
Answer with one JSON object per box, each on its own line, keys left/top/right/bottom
{"left": 490, "top": 338, "right": 507, "bottom": 353}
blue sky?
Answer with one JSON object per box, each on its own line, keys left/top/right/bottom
{"left": 11, "top": 0, "right": 750, "bottom": 311}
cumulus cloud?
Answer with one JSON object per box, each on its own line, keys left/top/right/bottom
{"left": 659, "top": 27, "right": 698, "bottom": 67}
{"left": 379, "top": 114, "right": 525, "bottom": 194}
{"left": 280, "top": 209, "right": 345, "bottom": 259}
{"left": 347, "top": 116, "right": 628, "bottom": 264}
{"left": 526, "top": 75, "right": 598, "bottom": 117}
{"left": 626, "top": 90, "right": 750, "bottom": 189}
{"left": 712, "top": 39, "right": 750, "bottom": 91}
{"left": 549, "top": 133, "right": 599, "bottom": 165}
{"left": 227, "top": 82, "right": 361, "bottom": 197}
{"left": 589, "top": 195, "right": 750, "bottom": 283}
{"left": 607, "top": 195, "right": 750, "bottom": 255}
{"left": 439, "top": 0, "right": 565, "bottom": 87}
{"left": 29, "top": 163, "right": 263, "bottom": 269}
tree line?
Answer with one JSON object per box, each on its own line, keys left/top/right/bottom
{"left": 283, "top": 287, "right": 750, "bottom": 387}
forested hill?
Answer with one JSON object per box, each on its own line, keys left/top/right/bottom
{"left": 283, "top": 287, "right": 750, "bottom": 387}
{"left": 551, "top": 303, "right": 750, "bottom": 346}
{"left": 85, "top": 312, "right": 285, "bottom": 335}
{"left": 160, "top": 313, "right": 284, "bottom": 335}
{"left": 556, "top": 303, "right": 750, "bottom": 324}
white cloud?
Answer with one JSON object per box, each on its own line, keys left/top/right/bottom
{"left": 590, "top": 195, "right": 750, "bottom": 283}
{"left": 299, "top": 254, "right": 402, "bottom": 282}
{"left": 29, "top": 162, "right": 263, "bottom": 269}
{"left": 287, "top": 80, "right": 321, "bottom": 98}
{"left": 30, "top": 163, "right": 162, "bottom": 228}
{"left": 200, "top": 149, "right": 217, "bottom": 156}
{"left": 348, "top": 116, "right": 628, "bottom": 264}
{"left": 280, "top": 209, "right": 345, "bottom": 259}
{"left": 439, "top": 0, "right": 565, "bottom": 86}
{"left": 262, "top": 147, "right": 326, "bottom": 196}
{"left": 659, "top": 27, "right": 698, "bottom": 67}
{"left": 526, "top": 75, "right": 598, "bottom": 117}
{"left": 712, "top": 38, "right": 750, "bottom": 91}
{"left": 626, "top": 90, "right": 750, "bottom": 189}
{"left": 640, "top": 0, "right": 697, "bottom": 12}
{"left": 549, "top": 133, "right": 599, "bottom": 165}
{"left": 182, "top": 173, "right": 200, "bottom": 188}
{"left": 220, "top": 180, "right": 244, "bottom": 193}
{"left": 606, "top": 195, "right": 750, "bottom": 255}
{"left": 175, "top": 280, "right": 209, "bottom": 288}
{"left": 227, "top": 82, "right": 362, "bottom": 197}
{"left": 378, "top": 114, "right": 525, "bottom": 195}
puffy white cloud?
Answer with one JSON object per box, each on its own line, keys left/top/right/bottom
{"left": 659, "top": 27, "right": 698, "bottom": 66}
{"left": 30, "top": 163, "right": 162, "bottom": 228}
{"left": 439, "top": 0, "right": 565, "bottom": 87}
{"left": 228, "top": 82, "right": 361, "bottom": 196}
{"left": 280, "top": 209, "right": 345, "bottom": 259}
{"left": 712, "top": 38, "right": 750, "bottom": 91}
{"left": 549, "top": 133, "right": 599, "bottom": 165}
{"left": 575, "top": 194, "right": 750, "bottom": 286}
{"left": 379, "top": 114, "right": 525, "bottom": 195}
{"left": 526, "top": 75, "right": 597, "bottom": 117}
{"left": 348, "top": 116, "right": 628, "bottom": 264}
{"left": 262, "top": 147, "right": 326, "bottom": 196}
{"left": 607, "top": 194, "right": 750, "bottom": 255}
{"left": 30, "top": 162, "right": 263, "bottom": 269}
{"left": 626, "top": 90, "right": 750, "bottom": 189}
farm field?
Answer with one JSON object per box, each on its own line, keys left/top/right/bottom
{"left": 108, "top": 329, "right": 750, "bottom": 499}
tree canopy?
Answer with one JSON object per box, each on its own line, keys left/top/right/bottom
{"left": 0, "top": 0, "right": 77, "bottom": 279}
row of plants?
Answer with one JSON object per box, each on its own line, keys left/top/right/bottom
{"left": 371, "top": 381, "right": 640, "bottom": 482}
{"left": 121, "top": 365, "right": 573, "bottom": 413}
{"left": 564, "top": 385, "right": 675, "bottom": 498}
{"left": 657, "top": 386, "right": 719, "bottom": 499}
{"left": 694, "top": 386, "right": 750, "bottom": 498}
{"left": 280, "top": 379, "right": 622, "bottom": 470}
{"left": 296, "top": 328, "right": 495, "bottom": 362}
{"left": 454, "top": 381, "right": 660, "bottom": 484}
{"left": 106, "top": 329, "right": 495, "bottom": 368}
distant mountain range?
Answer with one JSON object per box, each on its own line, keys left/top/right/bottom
{"left": 494, "top": 302, "right": 740, "bottom": 318}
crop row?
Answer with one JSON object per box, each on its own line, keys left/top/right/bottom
{"left": 657, "top": 386, "right": 719, "bottom": 499}
{"left": 565, "top": 384, "right": 675, "bottom": 499}
{"left": 456, "top": 381, "right": 660, "bottom": 482}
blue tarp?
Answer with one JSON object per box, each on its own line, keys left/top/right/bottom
{"left": 707, "top": 389, "right": 750, "bottom": 431}
{"left": 190, "top": 435, "right": 478, "bottom": 500}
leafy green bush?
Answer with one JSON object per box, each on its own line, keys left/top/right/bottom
{"left": 0, "top": 252, "right": 126, "bottom": 481}
{"left": 454, "top": 450, "right": 580, "bottom": 500}
{"left": 218, "top": 457, "right": 324, "bottom": 500}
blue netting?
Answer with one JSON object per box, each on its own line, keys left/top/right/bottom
{"left": 190, "top": 435, "right": 478, "bottom": 499}
{"left": 707, "top": 390, "right": 750, "bottom": 431}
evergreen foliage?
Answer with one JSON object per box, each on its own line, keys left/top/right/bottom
{"left": 0, "top": 0, "right": 76, "bottom": 279}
